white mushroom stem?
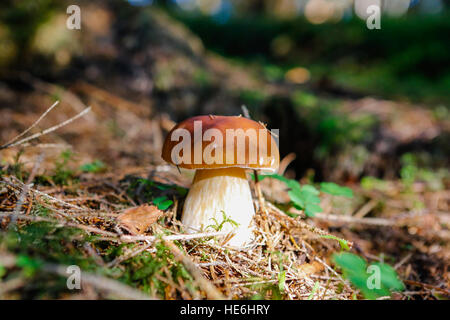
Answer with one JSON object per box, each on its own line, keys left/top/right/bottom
{"left": 181, "top": 167, "right": 255, "bottom": 248}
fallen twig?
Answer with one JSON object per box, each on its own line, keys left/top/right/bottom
{"left": 0, "top": 101, "right": 59, "bottom": 149}
{"left": 0, "top": 106, "right": 91, "bottom": 150}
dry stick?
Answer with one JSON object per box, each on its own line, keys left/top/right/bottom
{"left": 120, "top": 230, "right": 229, "bottom": 243}
{"left": 314, "top": 212, "right": 393, "bottom": 227}
{"left": 0, "top": 101, "right": 60, "bottom": 149}
{"left": 164, "top": 240, "right": 226, "bottom": 300}
{"left": 0, "top": 107, "right": 91, "bottom": 150}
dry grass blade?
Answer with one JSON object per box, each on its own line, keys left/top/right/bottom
{"left": 0, "top": 101, "right": 59, "bottom": 149}
{"left": 0, "top": 106, "right": 91, "bottom": 150}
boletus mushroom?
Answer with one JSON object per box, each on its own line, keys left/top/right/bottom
{"left": 162, "top": 115, "right": 279, "bottom": 247}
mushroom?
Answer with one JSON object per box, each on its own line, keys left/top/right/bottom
{"left": 162, "top": 115, "right": 279, "bottom": 248}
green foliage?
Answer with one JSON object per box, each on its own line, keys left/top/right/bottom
{"left": 258, "top": 173, "right": 353, "bottom": 217}
{"left": 262, "top": 64, "right": 284, "bottom": 82}
{"left": 257, "top": 173, "right": 321, "bottom": 217}
{"left": 320, "top": 182, "right": 353, "bottom": 198}
{"left": 399, "top": 153, "right": 448, "bottom": 191}
{"left": 0, "top": 265, "right": 6, "bottom": 279}
{"left": 173, "top": 12, "right": 450, "bottom": 104}
{"left": 361, "top": 176, "right": 389, "bottom": 191}
{"left": 16, "top": 255, "right": 43, "bottom": 277}
{"left": 249, "top": 280, "right": 283, "bottom": 300}
{"left": 333, "top": 252, "right": 405, "bottom": 299}
{"left": 152, "top": 196, "right": 173, "bottom": 211}
{"left": 80, "top": 160, "right": 106, "bottom": 173}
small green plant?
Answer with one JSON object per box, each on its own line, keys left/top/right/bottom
{"left": 16, "top": 255, "right": 44, "bottom": 278}
{"left": 9, "top": 150, "right": 26, "bottom": 181}
{"left": 52, "top": 150, "right": 75, "bottom": 185}
{"left": 319, "top": 235, "right": 350, "bottom": 251}
{"left": 307, "top": 281, "right": 320, "bottom": 300}
{"left": 257, "top": 174, "right": 353, "bottom": 217}
{"left": 333, "top": 252, "right": 405, "bottom": 299}
{"left": 249, "top": 280, "right": 283, "bottom": 300}
{"left": 80, "top": 160, "right": 106, "bottom": 173}
{"left": 206, "top": 211, "right": 239, "bottom": 232}
{"left": 361, "top": 176, "right": 389, "bottom": 191}
{"left": 399, "top": 153, "right": 448, "bottom": 192}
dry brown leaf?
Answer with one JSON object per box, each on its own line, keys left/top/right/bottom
{"left": 297, "top": 261, "right": 324, "bottom": 276}
{"left": 117, "top": 204, "right": 164, "bottom": 235}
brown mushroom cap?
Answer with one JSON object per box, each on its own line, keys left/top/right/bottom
{"left": 162, "top": 115, "right": 279, "bottom": 171}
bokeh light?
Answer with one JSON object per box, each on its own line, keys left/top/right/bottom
{"left": 196, "top": 0, "right": 222, "bottom": 15}
{"left": 384, "top": 0, "right": 411, "bottom": 17}
{"left": 285, "top": 67, "right": 311, "bottom": 84}
{"left": 304, "top": 0, "right": 335, "bottom": 24}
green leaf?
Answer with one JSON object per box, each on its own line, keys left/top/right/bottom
{"left": 320, "top": 182, "right": 353, "bottom": 198}
{"left": 371, "top": 262, "right": 405, "bottom": 292}
{"left": 153, "top": 196, "right": 173, "bottom": 210}
{"left": 333, "top": 252, "right": 367, "bottom": 274}
{"left": 304, "top": 203, "right": 323, "bottom": 217}
{"left": 257, "top": 174, "right": 324, "bottom": 216}
{"left": 332, "top": 253, "right": 405, "bottom": 299}
{"left": 256, "top": 173, "right": 291, "bottom": 185}
{"left": 301, "top": 184, "right": 320, "bottom": 196}
{"left": 288, "top": 189, "right": 305, "bottom": 208}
